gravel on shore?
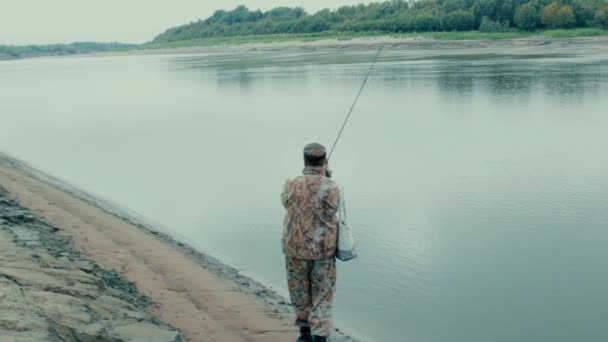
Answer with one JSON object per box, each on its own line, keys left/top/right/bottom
{"left": 0, "top": 186, "right": 183, "bottom": 341}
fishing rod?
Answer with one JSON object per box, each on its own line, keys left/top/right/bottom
{"left": 328, "top": 46, "right": 384, "bottom": 161}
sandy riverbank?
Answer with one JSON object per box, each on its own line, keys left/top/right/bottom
{"left": 0, "top": 153, "right": 357, "bottom": 342}
{"left": 96, "top": 35, "right": 608, "bottom": 58}
{"left": 3, "top": 35, "right": 608, "bottom": 63}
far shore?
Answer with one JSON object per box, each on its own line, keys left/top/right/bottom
{"left": 129, "top": 34, "right": 608, "bottom": 57}
{"left": 3, "top": 34, "right": 608, "bottom": 63}
{"left": 68, "top": 35, "right": 608, "bottom": 58}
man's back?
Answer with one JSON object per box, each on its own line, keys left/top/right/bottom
{"left": 281, "top": 166, "right": 340, "bottom": 260}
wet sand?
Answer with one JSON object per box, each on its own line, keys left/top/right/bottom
{"left": 0, "top": 153, "right": 356, "bottom": 342}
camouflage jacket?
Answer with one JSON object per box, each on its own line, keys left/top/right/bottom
{"left": 281, "top": 166, "right": 340, "bottom": 260}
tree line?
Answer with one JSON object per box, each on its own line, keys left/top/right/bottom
{"left": 152, "top": 0, "right": 608, "bottom": 43}
{"left": 0, "top": 42, "right": 136, "bottom": 59}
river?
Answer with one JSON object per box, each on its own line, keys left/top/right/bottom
{"left": 1, "top": 49, "right": 608, "bottom": 342}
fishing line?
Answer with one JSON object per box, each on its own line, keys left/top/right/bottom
{"left": 328, "top": 46, "right": 384, "bottom": 161}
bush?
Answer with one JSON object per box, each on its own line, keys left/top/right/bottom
{"left": 413, "top": 12, "right": 441, "bottom": 31}
{"left": 442, "top": 10, "right": 477, "bottom": 31}
{"left": 479, "top": 16, "right": 509, "bottom": 32}
{"left": 394, "top": 14, "right": 415, "bottom": 32}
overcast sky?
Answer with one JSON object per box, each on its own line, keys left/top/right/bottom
{"left": 1, "top": 1, "right": 372, "bottom": 45}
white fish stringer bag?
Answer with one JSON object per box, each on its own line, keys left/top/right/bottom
{"left": 336, "top": 186, "right": 357, "bottom": 261}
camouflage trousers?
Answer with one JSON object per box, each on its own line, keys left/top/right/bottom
{"left": 285, "top": 257, "right": 337, "bottom": 337}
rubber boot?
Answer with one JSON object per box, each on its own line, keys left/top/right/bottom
{"left": 314, "top": 336, "right": 328, "bottom": 342}
{"left": 297, "top": 327, "right": 312, "bottom": 342}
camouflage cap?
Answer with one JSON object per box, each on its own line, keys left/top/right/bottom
{"left": 303, "top": 143, "right": 327, "bottom": 159}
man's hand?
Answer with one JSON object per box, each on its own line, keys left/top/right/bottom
{"left": 324, "top": 161, "right": 332, "bottom": 178}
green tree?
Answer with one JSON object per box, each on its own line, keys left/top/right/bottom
{"left": 572, "top": 0, "right": 603, "bottom": 26}
{"left": 266, "top": 7, "right": 306, "bottom": 20}
{"left": 442, "top": 0, "right": 476, "bottom": 12}
{"left": 595, "top": 5, "right": 608, "bottom": 28}
{"left": 413, "top": 12, "right": 442, "bottom": 31}
{"left": 496, "top": 0, "right": 530, "bottom": 24}
{"left": 473, "top": 0, "right": 501, "bottom": 21}
{"left": 442, "top": 10, "right": 477, "bottom": 30}
{"left": 541, "top": 1, "right": 559, "bottom": 28}
{"left": 394, "top": 13, "right": 415, "bottom": 32}
{"left": 514, "top": 3, "right": 540, "bottom": 29}
{"left": 555, "top": 5, "right": 576, "bottom": 28}
{"left": 412, "top": 0, "right": 440, "bottom": 11}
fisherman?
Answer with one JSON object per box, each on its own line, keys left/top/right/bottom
{"left": 281, "top": 143, "right": 342, "bottom": 342}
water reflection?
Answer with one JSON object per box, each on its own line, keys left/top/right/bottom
{"left": 167, "top": 52, "right": 608, "bottom": 104}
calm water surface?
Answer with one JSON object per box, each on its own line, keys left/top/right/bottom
{"left": 1, "top": 50, "right": 608, "bottom": 342}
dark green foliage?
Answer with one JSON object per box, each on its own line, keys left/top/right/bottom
{"left": 497, "top": 0, "right": 530, "bottom": 24}
{"left": 473, "top": 0, "right": 502, "bottom": 23}
{"left": 442, "top": 0, "right": 476, "bottom": 13}
{"left": 514, "top": 2, "right": 540, "bottom": 29}
{"left": 479, "top": 16, "right": 510, "bottom": 32}
{"left": 442, "top": 10, "right": 476, "bottom": 31}
{"left": 413, "top": 12, "right": 442, "bottom": 31}
{"left": 0, "top": 42, "right": 136, "bottom": 59}
{"left": 572, "top": 0, "right": 603, "bottom": 26}
{"left": 148, "top": 0, "right": 608, "bottom": 43}
{"left": 596, "top": 6, "right": 608, "bottom": 28}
